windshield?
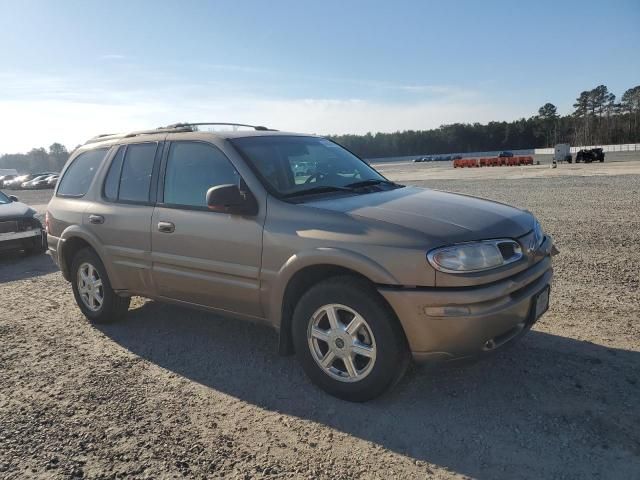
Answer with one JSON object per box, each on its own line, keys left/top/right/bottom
{"left": 231, "top": 136, "right": 393, "bottom": 198}
{"left": 0, "top": 191, "right": 10, "bottom": 204}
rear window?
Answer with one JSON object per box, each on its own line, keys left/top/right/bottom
{"left": 57, "top": 148, "right": 109, "bottom": 197}
{"left": 102, "top": 143, "right": 157, "bottom": 203}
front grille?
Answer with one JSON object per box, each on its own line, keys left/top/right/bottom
{"left": 0, "top": 221, "right": 18, "bottom": 234}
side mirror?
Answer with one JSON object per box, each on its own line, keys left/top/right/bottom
{"left": 9, "top": 195, "right": 18, "bottom": 202}
{"left": 206, "top": 184, "right": 258, "bottom": 216}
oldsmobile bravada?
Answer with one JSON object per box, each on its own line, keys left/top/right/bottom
{"left": 46, "top": 123, "right": 556, "bottom": 401}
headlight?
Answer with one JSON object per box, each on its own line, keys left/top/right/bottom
{"left": 533, "top": 218, "right": 544, "bottom": 250}
{"left": 427, "top": 239, "right": 523, "bottom": 273}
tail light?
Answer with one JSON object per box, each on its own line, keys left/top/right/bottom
{"left": 45, "top": 211, "right": 51, "bottom": 234}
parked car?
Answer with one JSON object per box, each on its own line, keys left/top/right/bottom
{"left": 46, "top": 174, "right": 60, "bottom": 186}
{"left": 498, "top": 151, "right": 514, "bottom": 158}
{"left": 46, "top": 122, "right": 557, "bottom": 401}
{"left": 575, "top": 148, "right": 605, "bottom": 163}
{"left": 0, "top": 174, "right": 18, "bottom": 187}
{"left": 5, "top": 172, "right": 55, "bottom": 189}
{"left": 2, "top": 174, "right": 29, "bottom": 189}
{"left": 22, "top": 175, "right": 53, "bottom": 189}
{"left": 0, "top": 190, "right": 47, "bottom": 254}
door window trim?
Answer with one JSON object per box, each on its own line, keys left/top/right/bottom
{"left": 100, "top": 141, "right": 163, "bottom": 206}
{"left": 156, "top": 140, "right": 246, "bottom": 213}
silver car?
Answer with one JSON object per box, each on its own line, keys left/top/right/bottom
{"left": 46, "top": 123, "right": 557, "bottom": 401}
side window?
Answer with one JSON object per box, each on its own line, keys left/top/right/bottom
{"left": 117, "top": 143, "right": 157, "bottom": 203}
{"left": 163, "top": 142, "right": 239, "bottom": 208}
{"left": 103, "top": 146, "right": 125, "bottom": 201}
{"left": 57, "top": 148, "right": 108, "bottom": 197}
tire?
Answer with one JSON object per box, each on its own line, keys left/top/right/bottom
{"left": 70, "top": 247, "right": 130, "bottom": 324}
{"left": 292, "top": 276, "right": 409, "bottom": 402}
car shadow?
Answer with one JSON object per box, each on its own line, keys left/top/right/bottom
{"left": 0, "top": 251, "right": 58, "bottom": 283}
{"left": 98, "top": 300, "right": 640, "bottom": 478}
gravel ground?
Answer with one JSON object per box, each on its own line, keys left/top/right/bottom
{"left": 1, "top": 166, "right": 639, "bottom": 479}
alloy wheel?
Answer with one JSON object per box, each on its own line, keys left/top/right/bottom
{"left": 77, "top": 262, "right": 104, "bottom": 312}
{"left": 307, "top": 303, "right": 377, "bottom": 383}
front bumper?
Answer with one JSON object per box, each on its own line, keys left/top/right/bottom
{"left": 379, "top": 256, "right": 553, "bottom": 363}
{"left": 0, "top": 229, "right": 44, "bottom": 251}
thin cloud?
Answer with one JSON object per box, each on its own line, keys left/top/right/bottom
{"left": 0, "top": 69, "right": 531, "bottom": 153}
{"left": 0, "top": 94, "right": 533, "bottom": 154}
{"left": 100, "top": 54, "right": 126, "bottom": 60}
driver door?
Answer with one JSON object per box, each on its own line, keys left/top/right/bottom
{"left": 150, "top": 140, "right": 265, "bottom": 318}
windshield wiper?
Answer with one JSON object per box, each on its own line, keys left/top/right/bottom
{"left": 282, "top": 185, "right": 355, "bottom": 198}
{"left": 283, "top": 179, "right": 403, "bottom": 199}
{"left": 344, "top": 179, "right": 403, "bottom": 189}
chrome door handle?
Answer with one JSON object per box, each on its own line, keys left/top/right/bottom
{"left": 157, "top": 221, "right": 175, "bottom": 233}
{"left": 88, "top": 214, "right": 104, "bottom": 224}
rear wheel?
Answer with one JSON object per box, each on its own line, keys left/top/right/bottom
{"left": 71, "top": 248, "right": 130, "bottom": 324}
{"left": 292, "top": 276, "right": 409, "bottom": 402}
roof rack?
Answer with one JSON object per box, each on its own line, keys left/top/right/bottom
{"left": 84, "top": 122, "right": 274, "bottom": 145}
{"left": 166, "top": 122, "right": 273, "bottom": 131}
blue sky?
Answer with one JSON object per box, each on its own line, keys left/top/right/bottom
{"left": 1, "top": 0, "right": 638, "bottom": 153}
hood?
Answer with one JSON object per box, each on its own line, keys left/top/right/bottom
{"left": 304, "top": 186, "right": 534, "bottom": 245}
{"left": 0, "top": 200, "right": 35, "bottom": 219}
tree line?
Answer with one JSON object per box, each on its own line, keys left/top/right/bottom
{"left": 330, "top": 84, "right": 640, "bottom": 158}
{"left": 0, "top": 143, "right": 70, "bottom": 174}
{"left": 1, "top": 84, "right": 639, "bottom": 170}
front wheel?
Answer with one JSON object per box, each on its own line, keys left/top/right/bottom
{"left": 292, "top": 277, "right": 409, "bottom": 402}
{"left": 71, "top": 248, "right": 130, "bottom": 324}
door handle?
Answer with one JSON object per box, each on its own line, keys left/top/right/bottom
{"left": 157, "top": 221, "right": 175, "bottom": 233}
{"left": 88, "top": 214, "right": 104, "bottom": 225}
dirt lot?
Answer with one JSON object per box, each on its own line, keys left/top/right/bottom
{"left": 1, "top": 163, "right": 639, "bottom": 479}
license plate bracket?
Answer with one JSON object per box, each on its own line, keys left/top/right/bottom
{"left": 531, "top": 286, "right": 550, "bottom": 324}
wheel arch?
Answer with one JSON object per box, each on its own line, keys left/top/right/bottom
{"left": 272, "top": 249, "right": 401, "bottom": 356}
{"left": 58, "top": 226, "right": 110, "bottom": 283}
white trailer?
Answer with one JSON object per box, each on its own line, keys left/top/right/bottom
{"left": 553, "top": 144, "right": 572, "bottom": 163}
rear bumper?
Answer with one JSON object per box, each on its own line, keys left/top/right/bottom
{"left": 379, "top": 256, "right": 553, "bottom": 363}
{"left": 47, "top": 234, "right": 62, "bottom": 267}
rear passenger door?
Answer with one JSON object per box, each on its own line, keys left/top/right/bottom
{"left": 84, "top": 141, "right": 162, "bottom": 295}
{"left": 150, "top": 140, "right": 264, "bottom": 318}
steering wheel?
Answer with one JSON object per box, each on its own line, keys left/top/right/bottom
{"left": 304, "top": 172, "right": 327, "bottom": 184}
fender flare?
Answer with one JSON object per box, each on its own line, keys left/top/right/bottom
{"left": 268, "top": 247, "right": 399, "bottom": 354}
{"left": 58, "top": 226, "right": 117, "bottom": 284}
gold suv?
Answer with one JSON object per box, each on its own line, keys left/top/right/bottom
{"left": 47, "top": 123, "right": 556, "bottom": 401}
